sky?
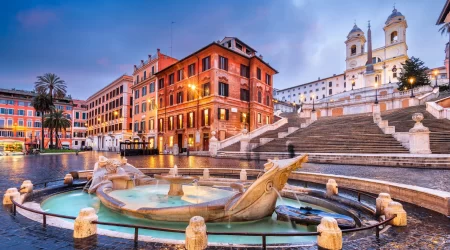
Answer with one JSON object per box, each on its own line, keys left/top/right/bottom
{"left": 0, "top": 0, "right": 448, "bottom": 100}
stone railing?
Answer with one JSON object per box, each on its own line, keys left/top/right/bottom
{"left": 426, "top": 101, "right": 446, "bottom": 119}
{"left": 217, "top": 115, "right": 287, "bottom": 150}
{"left": 427, "top": 96, "right": 450, "bottom": 120}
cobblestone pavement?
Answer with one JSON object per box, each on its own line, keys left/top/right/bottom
{"left": 0, "top": 152, "right": 449, "bottom": 249}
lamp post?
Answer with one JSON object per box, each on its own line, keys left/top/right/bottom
{"left": 311, "top": 93, "right": 316, "bottom": 112}
{"left": 433, "top": 70, "right": 438, "bottom": 88}
{"left": 299, "top": 94, "right": 305, "bottom": 113}
{"left": 409, "top": 78, "right": 415, "bottom": 98}
{"left": 374, "top": 81, "right": 379, "bottom": 104}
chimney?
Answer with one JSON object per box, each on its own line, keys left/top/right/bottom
{"left": 259, "top": 54, "right": 263, "bottom": 60}
{"left": 157, "top": 48, "right": 160, "bottom": 54}
{"left": 134, "top": 65, "right": 137, "bottom": 71}
{"left": 148, "top": 54, "right": 152, "bottom": 60}
{"left": 318, "top": 77, "right": 320, "bottom": 80}
{"left": 141, "top": 60, "right": 144, "bottom": 65}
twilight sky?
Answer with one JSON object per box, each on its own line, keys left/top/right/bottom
{"left": 0, "top": 0, "right": 448, "bottom": 99}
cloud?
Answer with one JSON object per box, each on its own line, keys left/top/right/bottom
{"left": 96, "top": 57, "right": 110, "bottom": 67}
{"left": 16, "top": 8, "right": 57, "bottom": 29}
{"left": 291, "top": 0, "right": 308, "bottom": 8}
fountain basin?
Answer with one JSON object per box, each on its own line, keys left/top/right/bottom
{"left": 275, "top": 205, "right": 356, "bottom": 229}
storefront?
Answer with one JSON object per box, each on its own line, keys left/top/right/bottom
{"left": 0, "top": 140, "right": 24, "bottom": 152}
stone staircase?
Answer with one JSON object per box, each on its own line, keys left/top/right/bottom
{"left": 220, "top": 112, "right": 305, "bottom": 152}
{"left": 381, "top": 105, "right": 450, "bottom": 154}
{"left": 253, "top": 113, "right": 409, "bottom": 154}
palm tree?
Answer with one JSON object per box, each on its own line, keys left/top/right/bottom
{"left": 35, "top": 73, "right": 67, "bottom": 102}
{"left": 35, "top": 73, "right": 67, "bottom": 148}
{"left": 44, "top": 110, "right": 71, "bottom": 149}
{"left": 31, "top": 94, "right": 53, "bottom": 150}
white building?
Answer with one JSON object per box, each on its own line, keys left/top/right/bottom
{"left": 275, "top": 8, "right": 411, "bottom": 104}
{"left": 274, "top": 100, "right": 295, "bottom": 113}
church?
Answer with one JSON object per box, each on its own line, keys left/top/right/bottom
{"left": 274, "top": 8, "right": 409, "bottom": 104}
{"left": 345, "top": 7, "right": 408, "bottom": 89}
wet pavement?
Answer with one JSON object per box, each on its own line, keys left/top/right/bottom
{"left": 0, "top": 152, "right": 449, "bottom": 249}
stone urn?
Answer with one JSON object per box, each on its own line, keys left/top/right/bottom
{"left": 412, "top": 113, "right": 424, "bottom": 124}
{"left": 242, "top": 128, "right": 248, "bottom": 135}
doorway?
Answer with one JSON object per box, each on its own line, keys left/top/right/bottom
{"left": 178, "top": 134, "right": 183, "bottom": 153}
{"left": 203, "top": 133, "right": 209, "bottom": 151}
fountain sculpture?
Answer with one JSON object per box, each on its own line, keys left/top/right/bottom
{"left": 87, "top": 155, "right": 308, "bottom": 222}
{"left": 154, "top": 165, "right": 199, "bottom": 196}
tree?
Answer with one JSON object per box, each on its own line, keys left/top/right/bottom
{"left": 35, "top": 73, "right": 67, "bottom": 148}
{"left": 44, "top": 110, "right": 71, "bottom": 149}
{"left": 31, "top": 94, "right": 54, "bottom": 150}
{"left": 439, "top": 22, "right": 450, "bottom": 44}
{"left": 397, "top": 57, "right": 431, "bottom": 91}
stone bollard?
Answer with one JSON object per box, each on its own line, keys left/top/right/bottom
{"left": 409, "top": 113, "right": 431, "bottom": 154}
{"left": 317, "top": 217, "right": 342, "bottom": 250}
{"left": 3, "top": 188, "right": 20, "bottom": 205}
{"left": 173, "top": 144, "right": 179, "bottom": 156}
{"left": 311, "top": 111, "right": 317, "bottom": 122}
{"left": 202, "top": 169, "right": 210, "bottom": 179}
{"left": 376, "top": 193, "right": 393, "bottom": 216}
{"left": 385, "top": 201, "right": 407, "bottom": 226}
{"left": 240, "top": 169, "right": 247, "bottom": 181}
{"left": 20, "top": 180, "right": 33, "bottom": 193}
{"left": 74, "top": 207, "right": 98, "bottom": 238}
{"left": 326, "top": 179, "right": 338, "bottom": 197}
{"left": 185, "top": 216, "right": 208, "bottom": 250}
{"left": 209, "top": 131, "right": 218, "bottom": 157}
{"left": 64, "top": 174, "right": 74, "bottom": 185}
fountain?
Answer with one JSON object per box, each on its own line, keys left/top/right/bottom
{"left": 154, "top": 165, "right": 199, "bottom": 196}
{"left": 86, "top": 155, "right": 309, "bottom": 222}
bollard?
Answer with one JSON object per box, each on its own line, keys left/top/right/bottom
{"left": 376, "top": 193, "right": 392, "bottom": 216}
{"left": 385, "top": 201, "right": 407, "bottom": 226}
{"left": 20, "top": 180, "right": 33, "bottom": 193}
{"left": 74, "top": 207, "right": 98, "bottom": 238}
{"left": 317, "top": 217, "right": 342, "bottom": 250}
{"left": 326, "top": 179, "right": 338, "bottom": 197}
{"left": 64, "top": 174, "right": 74, "bottom": 185}
{"left": 240, "top": 169, "right": 247, "bottom": 181}
{"left": 3, "top": 188, "right": 20, "bottom": 205}
{"left": 202, "top": 169, "right": 210, "bottom": 179}
{"left": 185, "top": 216, "right": 207, "bottom": 250}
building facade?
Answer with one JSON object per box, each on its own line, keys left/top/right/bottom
{"left": 86, "top": 75, "right": 133, "bottom": 151}
{"left": 0, "top": 88, "right": 74, "bottom": 152}
{"left": 131, "top": 49, "right": 177, "bottom": 149}
{"left": 156, "top": 37, "right": 277, "bottom": 153}
{"left": 71, "top": 99, "right": 88, "bottom": 149}
{"left": 275, "top": 8, "right": 410, "bottom": 104}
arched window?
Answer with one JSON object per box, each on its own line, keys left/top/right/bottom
{"left": 350, "top": 45, "right": 356, "bottom": 55}
{"left": 372, "top": 57, "right": 382, "bottom": 64}
{"left": 390, "top": 31, "right": 398, "bottom": 43}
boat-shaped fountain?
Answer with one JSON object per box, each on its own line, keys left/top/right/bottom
{"left": 87, "top": 155, "right": 309, "bottom": 222}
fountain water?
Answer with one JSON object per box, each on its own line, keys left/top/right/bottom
{"left": 273, "top": 187, "right": 296, "bottom": 229}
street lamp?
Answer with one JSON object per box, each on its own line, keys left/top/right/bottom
{"left": 311, "top": 93, "right": 316, "bottom": 112}
{"left": 433, "top": 70, "right": 439, "bottom": 88}
{"left": 409, "top": 78, "right": 415, "bottom": 98}
{"left": 299, "top": 94, "right": 305, "bottom": 112}
{"left": 374, "top": 81, "right": 379, "bottom": 104}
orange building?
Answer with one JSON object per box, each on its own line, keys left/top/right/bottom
{"left": 71, "top": 99, "right": 88, "bottom": 149}
{"left": 156, "top": 37, "right": 277, "bottom": 153}
{"left": 86, "top": 75, "right": 133, "bottom": 151}
{"left": 130, "top": 49, "right": 177, "bottom": 149}
{"left": 0, "top": 88, "right": 75, "bottom": 152}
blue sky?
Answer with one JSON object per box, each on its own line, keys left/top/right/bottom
{"left": 0, "top": 0, "right": 448, "bottom": 99}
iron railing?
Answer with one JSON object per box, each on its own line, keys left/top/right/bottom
{"left": 10, "top": 178, "right": 397, "bottom": 249}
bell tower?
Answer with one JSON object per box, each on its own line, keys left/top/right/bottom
{"left": 384, "top": 7, "right": 407, "bottom": 46}
{"left": 345, "top": 23, "right": 366, "bottom": 59}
